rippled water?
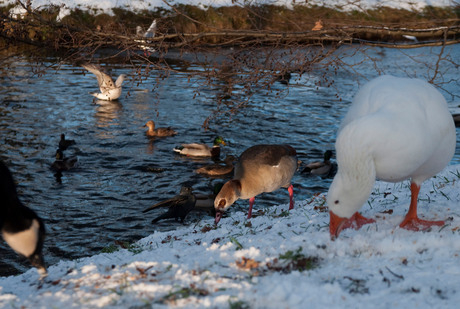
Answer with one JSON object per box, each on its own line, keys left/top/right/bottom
{"left": 1, "top": 45, "right": 459, "bottom": 276}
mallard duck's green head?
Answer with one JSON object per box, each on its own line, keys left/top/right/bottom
{"left": 213, "top": 136, "right": 226, "bottom": 146}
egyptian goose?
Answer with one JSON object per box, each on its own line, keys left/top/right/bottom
{"left": 0, "top": 161, "right": 47, "bottom": 276}
{"left": 143, "top": 120, "right": 177, "bottom": 137}
{"left": 82, "top": 64, "right": 126, "bottom": 101}
{"left": 173, "top": 136, "right": 226, "bottom": 157}
{"left": 214, "top": 144, "right": 297, "bottom": 223}
{"left": 327, "top": 75, "right": 456, "bottom": 239}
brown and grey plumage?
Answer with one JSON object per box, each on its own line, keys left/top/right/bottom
{"left": 214, "top": 144, "right": 297, "bottom": 224}
{"left": 0, "top": 161, "right": 47, "bottom": 276}
{"left": 82, "top": 64, "right": 126, "bottom": 101}
{"left": 143, "top": 120, "right": 177, "bottom": 137}
{"left": 143, "top": 186, "right": 196, "bottom": 223}
{"left": 195, "top": 155, "right": 236, "bottom": 176}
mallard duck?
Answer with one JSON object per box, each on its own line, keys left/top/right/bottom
{"left": 82, "top": 64, "right": 126, "bottom": 101}
{"left": 195, "top": 155, "right": 236, "bottom": 176}
{"left": 302, "top": 150, "right": 336, "bottom": 176}
{"left": 327, "top": 75, "right": 456, "bottom": 239}
{"left": 50, "top": 149, "right": 78, "bottom": 172}
{"left": 173, "top": 136, "right": 226, "bottom": 157}
{"left": 143, "top": 120, "right": 177, "bottom": 137}
{"left": 142, "top": 186, "right": 196, "bottom": 223}
{"left": 193, "top": 182, "right": 225, "bottom": 216}
{"left": 58, "top": 133, "right": 76, "bottom": 151}
{"left": 214, "top": 144, "right": 297, "bottom": 224}
{"left": 0, "top": 161, "right": 47, "bottom": 276}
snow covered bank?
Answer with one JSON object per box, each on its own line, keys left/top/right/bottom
{"left": 1, "top": 164, "right": 459, "bottom": 308}
{"left": 1, "top": 0, "right": 457, "bottom": 15}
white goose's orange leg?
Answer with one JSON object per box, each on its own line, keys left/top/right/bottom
{"left": 399, "top": 183, "right": 444, "bottom": 230}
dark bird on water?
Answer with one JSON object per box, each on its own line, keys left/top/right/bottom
{"left": 143, "top": 186, "right": 196, "bottom": 223}
{"left": 0, "top": 160, "right": 47, "bottom": 276}
{"left": 50, "top": 149, "right": 78, "bottom": 172}
{"left": 58, "top": 133, "right": 76, "bottom": 151}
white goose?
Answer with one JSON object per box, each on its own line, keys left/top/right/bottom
{"left": 82, "top": 64, "right": 126, "bottom": 101}
{"left": 327, "top": 75, "right": 456, "bottom": 239}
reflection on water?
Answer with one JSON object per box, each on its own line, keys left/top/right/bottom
{"left": 0, "top": 45, "right": 459, "bottom": 276}
{"left": 94, "top": 100, "right": 123, "bottom": 128}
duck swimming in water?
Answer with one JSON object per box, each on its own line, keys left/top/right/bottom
{"left": 143, "top": 120, "right": 177, "bottom": 137}
{"left": 195, "top": 155, "right": 236, "bottom": 176}
{"left": 173, "top": 136, "right": 226, "bottom": 158}
{"left": 50, "top": 149, "right": 78, "bottom": 172}
{"left": 302, "top": 150, "right": 337, "bottom": 177}
{"left": 58, "top": 133, "right": 76, "bottom": 151}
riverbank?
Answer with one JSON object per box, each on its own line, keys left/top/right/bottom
{"left": 1, "top": 164, "right": 460, "bottom": 308}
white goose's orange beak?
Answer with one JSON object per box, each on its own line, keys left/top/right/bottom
{"left": 329, "top": 211, "right": 376, "bottom": 240}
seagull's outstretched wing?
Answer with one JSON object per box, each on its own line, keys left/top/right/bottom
{"left": 144, "top": 19, "right": 157, "bottom": 38}
{"left": 82, "top": 64, "right": 116, "bottom": 93}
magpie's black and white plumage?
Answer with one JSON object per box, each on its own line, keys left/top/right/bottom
{"left": 143, "top": 186, "right": 196, "bottom": 224}
{"left": 0, "top": 161, "right": 47, "bottom": 276}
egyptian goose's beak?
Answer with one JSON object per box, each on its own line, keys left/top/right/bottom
{"left": 215, "top": 210, "right": 224, "bottom": 225}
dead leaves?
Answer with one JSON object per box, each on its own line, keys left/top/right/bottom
{"left": 236, "top": 257, "right": 260, "bottom": 270}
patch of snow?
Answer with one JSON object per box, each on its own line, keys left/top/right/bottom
{"left": 1, "top": 164, "right": 460, "bottom": 308}
{"left": 0, "top": 0, "right": 457, "bottom": 16}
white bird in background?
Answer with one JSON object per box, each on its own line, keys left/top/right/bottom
{"left": 136, "top": 19, "right": 157, "bottom": 53}
{"left": 327, "top": 75, "right": 456, "bottom": 239}
{"left": 82, "top": 64, "right": 126, "bottom": 101}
